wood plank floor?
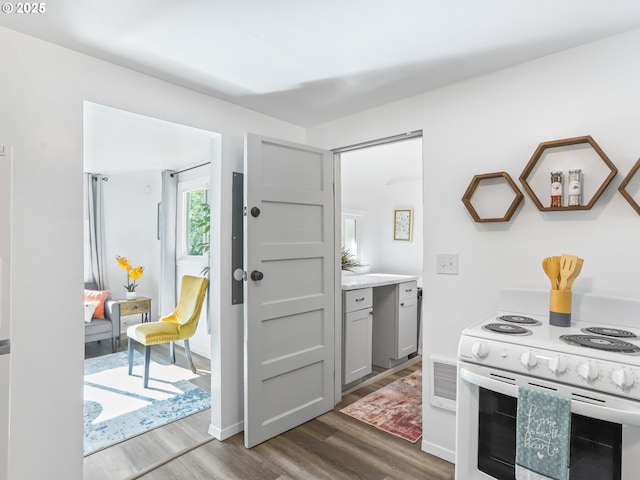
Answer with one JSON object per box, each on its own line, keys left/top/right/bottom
{"left": 84, "top": 340, "right": 455, "bottom": 480}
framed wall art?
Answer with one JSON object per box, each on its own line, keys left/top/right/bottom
{"left": 393, "top": 209, "right": 412, "bottom": 241}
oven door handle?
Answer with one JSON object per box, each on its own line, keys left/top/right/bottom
{"left": 460, "top": 366, "right": 519, "bottom": 397}
{"left": 460, "top": 366, "right": 640, "bottom": 427}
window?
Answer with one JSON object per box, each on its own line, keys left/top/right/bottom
{"left": 184, "top": 189, "right": 209, "bottom": 255}
{"left": 342, "top": 213, "right": 362, "bottom": 260}
{"left": 180, "top": 186, "right": 210, "bottom": 257}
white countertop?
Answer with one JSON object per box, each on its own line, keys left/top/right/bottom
{"left": 341, "top": 273, "right": 418, "bottom": 290}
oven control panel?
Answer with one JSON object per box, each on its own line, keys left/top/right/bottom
{"left": 458, "top": 335, "right": 640, "bottom": 400}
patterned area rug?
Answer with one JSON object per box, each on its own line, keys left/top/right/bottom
{"left": 340, "top": 370, "right": 422, "bottom": 443}
{"left": 84, "top": 350, "right": 211, "bottom": 456}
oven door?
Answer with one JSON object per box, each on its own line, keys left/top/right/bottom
{"left": 455, "top": 362, "right": 640, "bottom": 480}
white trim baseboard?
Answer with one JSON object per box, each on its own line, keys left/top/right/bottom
{"left": 208, "top": 420, "right": 244, "bottom": 441}
{"left": 421, "top": 439, "right": 455, "bottom": 464}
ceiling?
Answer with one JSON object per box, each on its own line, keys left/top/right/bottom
{"left": 341, "top": 137, "right": 422, "bottom": 188}
{"left": 5, "top": 1, "right": 640, "bottom": 176}
{"left": 3, "top": 1, "right": 640, "bottom": 127}
{"left": 83, "top": 102, "right": 217, "bottom": 174}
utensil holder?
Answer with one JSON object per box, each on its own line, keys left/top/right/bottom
{"left": 549, "top": 289, "right": 571, "bottom": 327}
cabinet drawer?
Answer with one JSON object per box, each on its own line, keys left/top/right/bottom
{"left": 399, "top": 281, "right": 418, "bottom": 300}
{"left": 399, "top": 296, "right": 417, "bottom": 310}
{"left": 344, "top": 288, "right": 373, "bottom": 312}
{"left": 120, "top": 298, "right": 151, "bottom": 317}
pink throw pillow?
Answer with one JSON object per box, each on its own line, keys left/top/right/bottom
{"left": 83, "top": 289, "right": 110, "bottom": 319}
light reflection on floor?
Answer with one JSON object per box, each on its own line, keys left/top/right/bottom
{"left": 84, "top": 363, "right": 199, "bottom": 423}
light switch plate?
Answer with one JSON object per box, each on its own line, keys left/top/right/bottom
{"left": 436, "top": 253, "right": 459, "bottom": 275}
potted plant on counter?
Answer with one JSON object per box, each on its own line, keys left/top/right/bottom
{"left": 341, "top": 247, "right": 363, "bottom": 272}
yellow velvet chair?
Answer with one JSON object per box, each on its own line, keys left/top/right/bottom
{"left": 127, "top": 275, "right": 208, "bottom": 388}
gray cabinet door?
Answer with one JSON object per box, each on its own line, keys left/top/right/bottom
{"left": 343, "top": 307, "right": 373, "bottom": 384}
{"left": 396, "top": 281, "right": 418, "bottom": 358}
{"left": 397, "top": 297, "right": 417, "bottom": 357}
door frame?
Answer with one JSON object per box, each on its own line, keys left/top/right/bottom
{"left": 332, "top": 152, "right": 342, "bottom": 404}
{"left": 331, "top": 130, "right": 423, "bottom": 403}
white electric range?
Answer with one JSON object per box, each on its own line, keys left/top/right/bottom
{"left": 458, "top": 312, "right": 640, "bottom": 401}
{"left": 455, "top": 288, "right": 640, "bottom": 480}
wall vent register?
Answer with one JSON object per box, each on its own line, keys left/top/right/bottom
{"left": 430, "top": 356, "right": 457, "bottom": 412}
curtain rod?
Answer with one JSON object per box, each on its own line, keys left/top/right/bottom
{"left": 331, "top": 130, "right": 422, "bottom": 154}
{"left": 170, "top": 161, "right": 211, "bottom": 177}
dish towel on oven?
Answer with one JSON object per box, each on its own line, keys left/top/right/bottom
{"left": 515, "top": 386, "right": 571, "bottom": 480}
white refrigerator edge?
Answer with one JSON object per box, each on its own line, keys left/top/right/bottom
{"left": 0, "top": 145, "right": 12, "bottom": 480}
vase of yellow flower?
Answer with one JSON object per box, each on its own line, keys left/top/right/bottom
{"left": 116, "top": 256, "right": 144, "bottom": 300}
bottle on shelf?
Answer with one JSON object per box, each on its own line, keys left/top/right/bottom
{"left": 550, "top": 171, "right": 563, "bottom": 207}
{"left": 568, "top": 169, "right": 583, "bottom": 206}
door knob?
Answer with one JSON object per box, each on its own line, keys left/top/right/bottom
{"left": 250, "top": 270, "right": 264, "bottom": 281}
{"left": 250, "top": 207, "right": 261, "bottom": 217}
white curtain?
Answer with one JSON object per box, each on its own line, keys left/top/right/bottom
{"left": 159, "top": 170, "right": 178, "bottom": 316}
{"left": 84, "top": 173, "right": 107, "bottom": 289}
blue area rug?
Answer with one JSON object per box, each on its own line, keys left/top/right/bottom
{"left": 84, "top": 350, "right": 211, "bottom": 456}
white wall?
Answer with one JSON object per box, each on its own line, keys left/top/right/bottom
{"left": 101, "top": 172, "right": 161, "bottom": 318}
{"left": 309, "top": 28, "right": 640, "bottom": 463}
{"left": 340, "top": 138, "right": 423, "bottom": 276}
{"left": 0, "top": 26, "right": 305, "bottom": 479}
{"left": 341, "top": 180, "right": 423, "bottom": 275}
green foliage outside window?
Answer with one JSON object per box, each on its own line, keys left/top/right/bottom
{"left": 186, "top": 189, "right": 210, "bottom": 256}
{"left": 185, "top": 188, "right": 211, "bottom": 277}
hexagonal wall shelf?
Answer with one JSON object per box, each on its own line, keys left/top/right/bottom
{"left": 618, "top": 158, "right": 640, "bottom": 215}
{"left": 462, "top": 171, "right": 524, "bottom": 222}
{"left": 519, "top": 136, "right": 617, "bottom": 211}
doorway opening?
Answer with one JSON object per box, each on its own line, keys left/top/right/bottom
{"left": 336, "top": 132, "right": 424, "bottom": 391}
{"left": 82, "top": 101, "right": 220, "bottom": 454}
{"left": 338, "top": 133, "right": 423, "bottom": 275}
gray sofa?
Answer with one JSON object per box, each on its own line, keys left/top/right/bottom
{"left": 84, "top": 282, "right": 121, "bottom": 352}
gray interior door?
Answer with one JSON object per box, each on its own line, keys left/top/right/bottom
{"left": 244, "top": 133, "right": 335, "bottom": 448}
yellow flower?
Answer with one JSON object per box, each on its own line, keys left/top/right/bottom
{"left": 129, "top": 266, "right": 144, "bottom": 281}
{"left": 116, "top": 256, "right": 132, "bottom": 271}
{"left": 116, "top": 255, "right": 144, "bottom": 292}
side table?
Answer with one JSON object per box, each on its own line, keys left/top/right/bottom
{"left": 116, "top": 296, "right": 151, "bottom": 348}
